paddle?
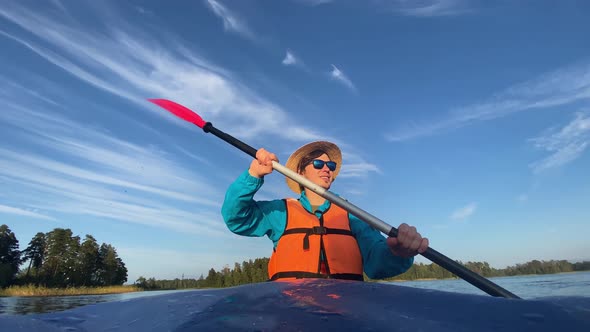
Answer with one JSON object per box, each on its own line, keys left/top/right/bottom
{"left": 148, "top": 98, "right": 521, "bottom": 299}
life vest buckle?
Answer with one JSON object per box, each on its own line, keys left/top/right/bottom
{"left": 302, "top": 226, "right": 327, "bottom": 250}
{"left": 310, "top": 226, "right": 327, "bottom": 235}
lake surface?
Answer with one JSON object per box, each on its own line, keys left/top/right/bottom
{"left": 387, "top": 271, "right": 590, "bottom": 299}
{"left": 0, "top": 289, "right": 194, "bottom": 315}
{"left": 1, "top": 271, "right": 588, "bottom": 315}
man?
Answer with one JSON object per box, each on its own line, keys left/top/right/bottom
{"left": 222, "top": 141, "right": 428, "bottom": 281}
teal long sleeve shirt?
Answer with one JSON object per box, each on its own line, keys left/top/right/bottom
{"left": 221, "top": 170, "right": 413, "bottom": 280}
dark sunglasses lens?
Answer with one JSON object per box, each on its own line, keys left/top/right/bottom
{"left": 312, "top": 160, "right": 337, "bottom": 171}
{"left": 326, "top": 161, "right": 336, "bottom": 171}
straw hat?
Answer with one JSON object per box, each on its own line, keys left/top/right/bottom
{"left": 285, "top": 141, "right": 342, "bottom": 193}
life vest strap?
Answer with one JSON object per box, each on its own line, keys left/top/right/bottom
{"left": 282, "top": 227, "right": 354, "bottom": 250}
{"left": 270, "top": 271, "right": 364, "bottom": 281}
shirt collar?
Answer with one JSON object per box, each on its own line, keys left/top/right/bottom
{"left": 299, "top": 190, "right": 331, "bottom": 213}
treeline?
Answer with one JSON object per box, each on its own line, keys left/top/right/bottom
{"left": 135, "top": 257, "right": 590, "bottom": 290}
{"left": 384, "top": 259, "right": 590, "bottom": 281}
{"left": 135, "top": 258, "right": 269, "bottom": 290}
{"left": 0, "top": 224, "right": 127, "bottom": 288}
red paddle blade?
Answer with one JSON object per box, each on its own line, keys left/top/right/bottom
{"left": 148, "top": 99, "right": 206, "bottom": 128}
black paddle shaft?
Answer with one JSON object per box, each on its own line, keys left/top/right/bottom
{"left": 204, "top": 123, "right": 258, "bottom": 157}
{"left": 203, "top": 122, "right": 521, "bottom": 299}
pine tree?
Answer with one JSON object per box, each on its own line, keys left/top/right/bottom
{"left": 79, "top": 235, "right": 100, "bottom": 286}
{"left": 97, "top": 243, "right": 127, "bottom": 285}
{"left": 42, "top": 228, "right": 80, "bottom": 287}
{"left": 0, "top": 224, "right": 21, "bottom": 288}
{"left": 21, "top": 232, "right": 46, "bottom": 283}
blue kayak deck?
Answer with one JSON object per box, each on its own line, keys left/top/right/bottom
{"left": 1, "top": 279, "right": 589, "bottom": 331}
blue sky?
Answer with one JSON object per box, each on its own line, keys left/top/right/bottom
{"left": 1, "top": 0, "right": 589, "bottom": 283}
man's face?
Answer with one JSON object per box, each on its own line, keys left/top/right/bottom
{"left": 301, "top": 153, "right": 335, "bottom": 189}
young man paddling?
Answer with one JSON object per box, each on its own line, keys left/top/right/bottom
{"left": 222, "top": 141, "right": 429, "bottom": 281}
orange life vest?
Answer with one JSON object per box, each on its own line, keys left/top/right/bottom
{"left": 268, "top": 198, "right": 364, "bottom": 281}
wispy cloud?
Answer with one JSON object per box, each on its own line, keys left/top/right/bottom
{"left": 293, "top": 0, "right": 468, "bottom": 16}
{"left": 388, "top": 0, "right": 471, "bottom": 17}
{"left": 450, "top": 202, "right": 477, "bottom": 221}
{"left": 134, "top": 6, "right": 152, "bottom": 16}
{"left": 386, "top": 62, "right": 590, "bottom": 141}
{"left": 0, "top": 204, "right": 56, "bottom": 221}
{"left": 329, "top": 64, "right": 357, "bottom": 92}
{"left": 529, "top": 111, "right": 590, "bottom": 172}
{"left": 0, "top": 147, "right": 212, "bottom": 204}
{"left": 49, "top": 0, "right": 68, "bottom": 13}
{"left": 517, "top": 194, "right": 528, "bottom": 203}
{"left": 291, "top": 0, "right": 334, "bottom": 6}
{"left": 0, "top": 150, "right": 228, "bottom": 237}
{"left": 339, "top": 150, "right": 381, "bottom": 178}
{"left": 0, "top": 80, "right": 230, "bottom": 236}
{"left": 0, "top": 11, "right": 380, "bottom": 239}
{"left": 339, "top": 163, "right": 380, "bottom": 178}
{"left": 205, "top": 0, "right": 255, "bottom": 40}
{"left": 0, "top": 1, "right": 379, "bottom": 243}
{"left": 0, "top": 3, "right": 320, "bottom": 142}
{"left": 282, "top": 49, "right": 302, "bottom": 67}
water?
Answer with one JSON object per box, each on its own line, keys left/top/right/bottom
{"left": 387, "top": 271, "right": 590, "bottom": 299}
{"left": 0, "top": 289, "right": 193, "bottom": 315}
{"left": 1, "top": 272, "right": 588, "bottom": 315}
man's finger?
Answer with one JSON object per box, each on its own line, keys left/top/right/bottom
{"left": 386, "top": 237, "right": 399, "bottom": 250}
{"left": 418, "top": 238, "right": 429, "bottom": 253}
{"left": 397, "top": 223, "right": 409, "bottom": 243}
{"left": 409, "top": 235, "right": 422, "bottom": 252}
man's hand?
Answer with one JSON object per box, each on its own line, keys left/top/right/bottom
{"left": 386, "top": 223, "right": 429, "bottom": 258}
{"left": 248, "top": 148, "right": 278, "bottom": 178}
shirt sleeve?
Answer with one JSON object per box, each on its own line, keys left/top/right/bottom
{"left": 349, "top": 213, "right": 414, "bottom": 279}
{"left": 221, "top": 170, "right": 287, "bottom": 246}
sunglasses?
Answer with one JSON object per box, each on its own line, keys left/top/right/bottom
{"left": 311, "top": 159, "right": 337, "bottom": 171}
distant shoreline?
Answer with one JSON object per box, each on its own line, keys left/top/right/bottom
{"left": 0, "top": 285, "right": 142, "bottom": 298}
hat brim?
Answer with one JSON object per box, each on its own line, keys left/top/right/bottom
{"left": 285, "top": 141, "right": 342, "bottom": 194}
